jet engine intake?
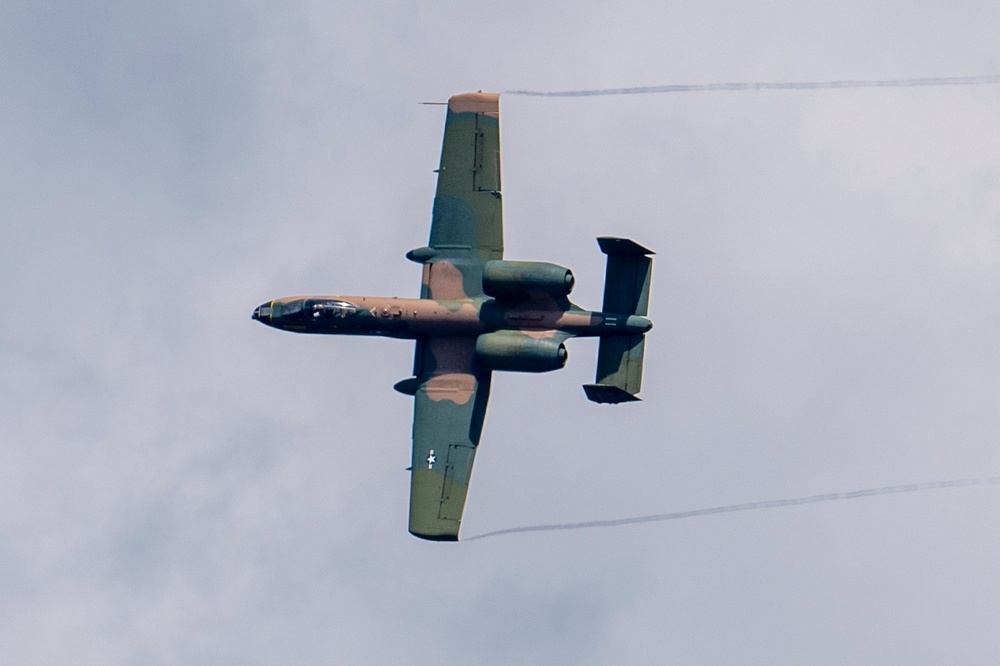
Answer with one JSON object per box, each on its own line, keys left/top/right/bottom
{"left": 482, "top": 260, "right": 574, "bottom": 300}
{"left": 474, "top": 331, "right": 568, "bottom": 373}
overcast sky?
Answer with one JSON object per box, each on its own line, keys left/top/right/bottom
{"left": 2, "top": 2, "right": 999, "bottom": 664}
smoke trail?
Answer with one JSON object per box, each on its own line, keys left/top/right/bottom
{"left": 504, "top": 74, "right": 1000, "bottom": 97}
{"left": 463, "top": 476, "right": 1000, "bottom": 541}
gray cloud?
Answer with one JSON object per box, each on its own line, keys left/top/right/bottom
{"left": 2, "top": 1, "right": 999, "bottom": 664}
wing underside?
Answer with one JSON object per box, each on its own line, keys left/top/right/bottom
{"left": 407, "top": 92, "right": 503, "bottom": 540}
{"left": 420, "top": 92, "right": 503, "bottom": 301}
{"left": 408, "top": 336, "right": 491, "bottom": 540}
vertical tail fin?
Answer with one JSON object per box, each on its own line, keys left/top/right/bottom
{"left": 596, "top": 237, "right": 653, "bottom": 316}
{"left": 583, "top": 237, "right": 654, "bottom": 404}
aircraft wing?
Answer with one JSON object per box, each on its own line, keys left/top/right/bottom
{"left": 420, "top": 92, "right": 504, "bottom": 300}
{"left": 407, "top": 336, "right": 492, "bottom": 540}
{"left": 405, "top": 92, "right": 501, "bottom": 540}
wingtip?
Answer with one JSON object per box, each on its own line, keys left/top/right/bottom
{"left": 448, "top": 92, "right": 500, "bottom": 117}
{"left": 409, "top": 530, "right": 460, "bottom": 542}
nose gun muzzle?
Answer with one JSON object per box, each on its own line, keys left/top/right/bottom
{"left": 252, "top": 303, "right": 272, "bottom": 323}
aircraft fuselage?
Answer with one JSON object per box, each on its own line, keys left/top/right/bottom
{"left": 252, "top": 295, "right": 652, "bottom": 340}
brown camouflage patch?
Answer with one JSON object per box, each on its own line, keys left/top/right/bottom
{"left": 520, "top": 329, "right": 559, "bottom": 339}
{"left": 448, "top": 92, "right": 499, "bottom": 118}
{"left": 427, "top": 261, "right": 470, "bottom": 301}
{"left": 556, "top": 311, "right": 600, "bottom": 328}
{"left": 424, "top": 337, "right": 477, "bottom": 404}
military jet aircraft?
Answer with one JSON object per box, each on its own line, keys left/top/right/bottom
{"left": 253, "top": 92, "right": 653, "bottom": 541}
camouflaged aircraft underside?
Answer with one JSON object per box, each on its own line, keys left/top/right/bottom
{"left": 253, "top": 92, "right": 654, "bottom": 541}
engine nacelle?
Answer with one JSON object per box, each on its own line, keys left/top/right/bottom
{"left": 474, "top": 331, "right": 568, "bottom": 373}
{"left": 482, "top": 260, "right": 574, "bottom": 300}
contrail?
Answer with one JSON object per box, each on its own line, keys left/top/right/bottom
{"left": 504, "top": 74, "right": 1000, "bottom": 97}
{"left": 463, "top": 476, "right": 1000, "bottom": 541}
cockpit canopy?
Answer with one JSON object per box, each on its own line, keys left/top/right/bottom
{"left": 272, "top": 298, "right": 357, "bottom": 320}
{"left": 307, "top": 299, "right": 357, "bottom": 319}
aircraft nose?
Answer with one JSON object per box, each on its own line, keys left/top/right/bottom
{"left": 252, "top": 302, "right": 272, "bottom": 324}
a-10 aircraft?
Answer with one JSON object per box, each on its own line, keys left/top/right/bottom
{"left": 253, "top": 92, "right": 653, "bottom": 541}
